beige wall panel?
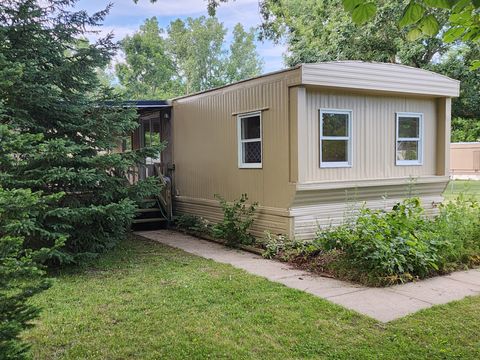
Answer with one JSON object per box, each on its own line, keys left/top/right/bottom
{"left": 451, "top": 143, "right": 480, "bottom": 175}
{"left": 302, "top": 62, "right": 460, "bottom": 97}
{"left": 172, "top": 71, "right": 299, "bottom": 210}
{"left": 299, "top": 89, "right": 438, "bottom": 183}
{"left": 293, "top": 196, "right": 442, "bottom": 240}
{"left": 288, "top": 87, "right": 299, "bottom": 182}
{"left": 291, "top": 178, "right": 448, "bottom": 239}
{"left": 436, "top": 98, "right": 451, "bottom": 176}
{"left": 175, "top": 197, "right": 290, "bottom": 238}
{"left": 292, "top": 177, "right": 448, "bottom": 207}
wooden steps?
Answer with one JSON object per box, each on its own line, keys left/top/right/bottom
{"left": 132, "top": 204, "right": 168, "bottom": 231}
{"left": 133, "top": 217, "right": 167, "bottom": 224}
{"left": 135, "top": 208, "right": 160, "bottom": 213}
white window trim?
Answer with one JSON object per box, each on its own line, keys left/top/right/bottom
{"left": 395, "top": 112, "right": 424, "bottom": 166}
{"left": 319, "top": 109, "right": 353, "bottom": 168}
{"left": 237, "top": 111, "right": 262, "bottom": 169}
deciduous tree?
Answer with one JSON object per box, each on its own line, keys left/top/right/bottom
{"left": 259, "top": 0, "right": 451, "bottom": 68}
{"left": 431, "top": 44, "right": 480, "bottom": 118}
{"left": 116, "top": 17, "right": 183, "bottom": 98}
{"left": 167, "top": 16, "right": 228, "bottom": 93}
{"left": 341, "top": 0, "right": 480, "bottom": 69}
{"left": 226, "top": 24, "right": 264, "bottom": 83}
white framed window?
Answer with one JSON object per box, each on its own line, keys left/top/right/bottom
{"left": 319, "top": 109, "right": 352, "bottom": 168}
{"left": 237, "top": 111, "right": 262, "bottom": 168}
{"left": 396, "top": 112, "right": 423, "bottom": 166}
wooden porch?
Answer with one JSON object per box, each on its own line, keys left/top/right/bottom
{"left": 120, "top": 101, "right": 174, "bottom": 229}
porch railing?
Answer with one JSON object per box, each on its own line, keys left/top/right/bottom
{"left": 153, "top": 163, "right": 173, "bottom": 222}
{"left": 126, "top": 163, "right": 173, "bottom": 222}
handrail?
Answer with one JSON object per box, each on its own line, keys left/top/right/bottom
{"left": 126, "top": 163, "right": 173, "bottom": 223}
{"left": 154, "top": 163, "right": 173, "bottom": 222}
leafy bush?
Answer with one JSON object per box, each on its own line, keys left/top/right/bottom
{"left": 212, "top": 194, "right": 257, "bottom": 247}
{"left": 0, "top": 188, "right": 65, "bottom": 360}
{"left": 176, "top": 214, "right": 213, "bottom": 236}
{"left": 266, "top": 197, "right": 480, "bottom": 286}
{"left": 451, "top": 117, "right": 480, "bottom": 143}
{"left": 261, "top": 232, "right": 310, "bottom": 260}
{"left": 317, "top": 198, "right": 451, "bottom": 284}
{"left": 434, "top": 195, "right": 480, "bottom": 267}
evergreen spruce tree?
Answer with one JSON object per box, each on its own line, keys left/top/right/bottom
{"left": 0, "top": 185, "right": 64, "bottom": 359}
{"left": 1, "top": 1, "right": 161, "bottom": 357}
{"left": 0, "top": 0, "right": 161, "bottom": 260}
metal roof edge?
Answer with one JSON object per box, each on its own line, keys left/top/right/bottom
{"left": 171, "top": 65, "right": 302, "bottom": 102}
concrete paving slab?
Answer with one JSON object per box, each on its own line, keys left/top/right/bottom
{"left": 278, "top": 275, "right": 366, "bottom": 298}
{"left": 136, "top": 230, "right": 480, "bottom": 323}
{"left": 141, "top": 231, "right": 314, "bottom": 280}
{"left": 227, "top": 260, "right": 309, "bottom": 281}
{"left": 445, "top": 269, "right": 480, "bottom": 286}
{"left": 390, "top": 276, "right": 480, "bottom": 305}
{"left": 140, "top": 230, "right": 255, "bottom": 261}
{"left": 327, "top": 289, "right": 433, "bottom": 322}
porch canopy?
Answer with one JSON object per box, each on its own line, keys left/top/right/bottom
{"left": 113, "top": 100, "right": 172, "bottom": 109}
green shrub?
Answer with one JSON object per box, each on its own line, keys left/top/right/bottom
{"left": 212, "top": 194, "right": 257, "bottom": 247}
{"left": 0, "top": 188, "right": 65, "bottom": 360}
{"left": 261, "top": 232, "right": 311, "bottom": 260}
{"left": 310, "top": 197, "right": 480, "bottom": 285}
{"left": 451, "top": 117, "right": 480, "bottom": 143}
{"left": 175, "top": 214, "right": 212, "bottom": 236}
{"left": 318, "top": 198, "right": 445, "bottom": 281}
{"left": 254, "top": 195, "right": 479, "bottom": 286}
{"left": 435, "top": 195, "right": 480, "bottom": 266}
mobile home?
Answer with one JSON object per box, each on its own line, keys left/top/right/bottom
{"left": 128, "top": 61, "right": 460, "bottom": 239}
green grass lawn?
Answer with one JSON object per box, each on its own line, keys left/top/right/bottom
{"left": 25, "top": 236, "right": 480, "bottom": 360}
{"left": 443, "top": 180, "right": 480, "bottom": 200}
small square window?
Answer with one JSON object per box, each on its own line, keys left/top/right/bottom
{"left": 396, "top": 113, "right": 423, "bottom": 165}
{"left": 242, "top": 141, "right": 262, "bottom": 163}
{"left": 322, "top": 113, "right": 349, "bottom": 137}
{"left": 397, "top": 141, "right": 419, "bottom": 161}
{"left": 238, "top": 112, "right": 262, "bottom": 168}
{"left": 319, "top": 109, "right": 352, "bottom": 168}
{"left": 398, "top": 116, "right": 420, "bottom": 138}
{"left": 241, "top": 115, "right": 261, "bottom": 139}
{"left": 321, "top": 139, "right": 349, "bottom": 163}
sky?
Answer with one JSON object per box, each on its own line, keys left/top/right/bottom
{"left": 76, "top": 0, "right": 287, "bottom": 73}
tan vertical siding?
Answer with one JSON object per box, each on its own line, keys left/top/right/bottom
{"left": 175, "top": 197, "right": 290, "bottom": 238}
{"left": 298, "top": 89, "right": 438, "bottom": 183}
{"left": 436, "top": 98, "right": 451, "bottom": 176}
{"left": 290, "top": 177, "right": 449, "bottom": 239}
{"left": 288, "top": 87, "right": 299, "bottom": 182}
{"left": 172, "top": 70, "right": 301, "bottom": 235}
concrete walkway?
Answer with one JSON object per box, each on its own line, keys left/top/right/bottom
{"left": 136, "top": 230, "right": 480, "bottom": 322}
